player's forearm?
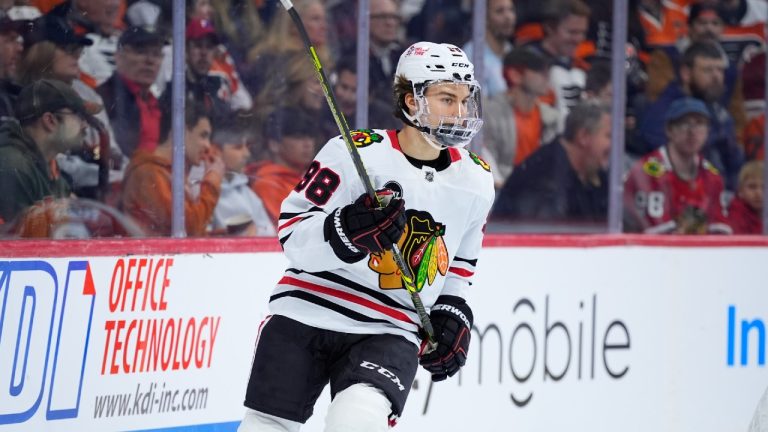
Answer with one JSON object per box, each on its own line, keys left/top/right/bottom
{"left": 281, "top": 215, "right": 351, "bottom": 272}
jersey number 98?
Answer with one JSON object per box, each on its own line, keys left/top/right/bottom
{"left": 295, "top": 161, "right": 341, "bottom": 206}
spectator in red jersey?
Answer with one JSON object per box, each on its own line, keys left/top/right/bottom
{"left": 728, "top": 160, "right": 763, "bottom": 234}
{"left": 625, "top": 97, "right": 732, "bottom": 234}
{"left": 636, "top": 41, "right": 744, "bottom": 191}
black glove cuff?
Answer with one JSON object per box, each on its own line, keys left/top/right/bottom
{"left": 431, "top": 295, "right": 473, "bottom": 329}
{"left": 324, "top": 208, "right": 367, "bottom": 263}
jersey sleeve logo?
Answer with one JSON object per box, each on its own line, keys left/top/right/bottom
{"left": 642, "top": 157, "right": 666, "bottom": 178}
{"left": 368, "top": 210, "right": 449, "bottom": 292}
{"left": 350, "top": 129, "right": 384, "bottom": 148}
{"left": 467, "top": 151, "right": 491, "bottom": 172}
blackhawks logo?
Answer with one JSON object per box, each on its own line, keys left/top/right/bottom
{"left": 468, "top": 151, "right": 491, "bottom": 172}
{"left": 350, "top": 129, "right": 384, "bottom": 148}
{"left": 368, "top": 210, "right": 449, "bottom": 291}
{"left": 642, "top": 157, "right": 666, "bottom": 178}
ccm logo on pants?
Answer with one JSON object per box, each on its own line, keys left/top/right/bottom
{"left": 360, "top": 361, "right": 405, "bottom": 391}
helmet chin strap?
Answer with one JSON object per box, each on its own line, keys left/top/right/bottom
{"left": 401, "top": 107, "right": 447, "bottom": 151}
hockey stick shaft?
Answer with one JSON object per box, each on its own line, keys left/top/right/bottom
{"left": 279, "top": 0, "right": 436, "bottom": 349}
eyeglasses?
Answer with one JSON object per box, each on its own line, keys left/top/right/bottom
{"left": 670, "top": 119, "right": 709, "bottom": 132}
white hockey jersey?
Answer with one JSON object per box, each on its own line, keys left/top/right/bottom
{"left": 270, "top": 129, "right": 495, "bottom": 346}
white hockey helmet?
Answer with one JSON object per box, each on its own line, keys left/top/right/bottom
{"left": 394, "top": 41, "right": 483, "bottom": 149}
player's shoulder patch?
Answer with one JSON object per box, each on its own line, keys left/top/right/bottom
{"left": 642, "top": 157, "right": 666, "bottom": 178}
{"left": 702, "top": 159, "right": 720, "bottom": 176}
{"left": 350, "top": 129, "right": 385, "bottom": 148}
{"left": 466, "top": 150, "right": 491, "bottom": 172}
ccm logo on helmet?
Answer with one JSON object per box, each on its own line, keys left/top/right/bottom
{"left": 451, "top": 62, "right": 470, "bottom": 68}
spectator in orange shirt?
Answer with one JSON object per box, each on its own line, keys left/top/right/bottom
{"left": 247, "top": 107, "right": 317, "bottom": 225}
{"left": 121, "top": 103, "right": 224, "bottom": 237}
{"left": 635, "top": 0, "right": 689, "bottom": 50}
{"left": 481, "top": 47, "right": 559, "bottom": 188}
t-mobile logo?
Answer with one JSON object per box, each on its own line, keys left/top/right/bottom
{"left": 360, "top": 361, "right": 405, "bottom": 391}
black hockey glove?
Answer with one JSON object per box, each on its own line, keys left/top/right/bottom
{"left": 324, "top": 191, "right": 406, "bottom": 263}
{"left": 419, "top": 295, "right": 473, "bottom": 382}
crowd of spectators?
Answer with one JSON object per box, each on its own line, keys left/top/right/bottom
{"left": 0, "top": 0, "right": 764, "bottom": 238}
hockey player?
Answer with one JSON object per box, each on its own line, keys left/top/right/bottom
{"left": 624, "top": 97, "right": 732, "bottom": 234}
{"left": 238, "top": 42, "right": 494, "bottom": 431}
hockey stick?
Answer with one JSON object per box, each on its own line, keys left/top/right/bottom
{"left": 278, "top": 0, "right": 437, "bottom": 352}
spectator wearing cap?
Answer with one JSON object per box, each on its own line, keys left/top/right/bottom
{"left": 0, "top": 79, "right": 97, "bottom": 226}
{"left": 209, "top": 118, "right": 275, "bottom": 237}
{"left": 97, "top": 26, "right": 165, "bottom": 161}
{"left": 168, "top": 18, "right": 251, "bottom": 127}
{"left": 18, "top": 14, "right": 117, "bottom": 200}
{"left": 17, "top": 15, "right": 92, "bottom": 87}
{"left": 246, "top": 107, "right": 318, "bottom": 225}
{"left": 187, "top": 2, "right": 253, "bottom": 112}
{"left": 625, "top": 97, "right": 731, "bottom": 234}
{"left": 481, "top": 47, "right": 559, "bottom": 189}
{"left": 636, "top": 41, "right": 744, "bottom": 191}
{"left": 0, "top": 13, "right": 29, "bottom": 118}
{"left": 121, "top": 103, "right": 224, "bottom": 237}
